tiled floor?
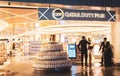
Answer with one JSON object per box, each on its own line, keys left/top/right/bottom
{"left": 0, "top": 57, "right": 120, "bottom": 76}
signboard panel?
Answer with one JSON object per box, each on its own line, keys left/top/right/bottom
{"left": 38, "top": 8, "right": 116, "bottom": 21}
{"left": 68, "top": 44, "right": 77, "bottom": 59}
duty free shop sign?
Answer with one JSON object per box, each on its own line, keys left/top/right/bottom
{"left": 38, "top": 8, "right": 116, "bottom": 22}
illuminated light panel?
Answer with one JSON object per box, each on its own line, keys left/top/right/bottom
{"left": 0, "top": 19, "right": 9, "bottom": 32}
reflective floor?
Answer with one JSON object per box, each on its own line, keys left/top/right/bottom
{"left": 0, "top": 57, "right": 120, "bottom": 76}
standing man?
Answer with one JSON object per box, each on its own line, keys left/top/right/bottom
{"left": 78, "top": 36, "right": 90, "bottom": 66}
{"left": 99, "top": 37, "right": 109, "bottom": 65}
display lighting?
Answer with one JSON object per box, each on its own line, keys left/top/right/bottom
{"left": 0, "top": 19, "right": 9, "bottom": 32}
{"left": 39, "top": 23, "right": 111, "bottom": 33}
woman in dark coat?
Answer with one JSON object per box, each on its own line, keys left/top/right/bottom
{"left": 104, "top": 42, "right": 114, "bottom": 66}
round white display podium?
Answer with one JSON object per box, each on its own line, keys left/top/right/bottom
{"left": 33, "top": 42, "right": 72, "bottom": 71}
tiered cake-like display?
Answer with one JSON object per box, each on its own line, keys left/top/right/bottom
{"left": 33, "top": 42, "right": 72, "bottom": 71}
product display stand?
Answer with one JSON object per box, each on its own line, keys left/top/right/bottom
{"left": 29, "top": 41, "right": 40, "bottom": 55}
{"left": 33, "top": 42, "right": 72, "bottom": 71}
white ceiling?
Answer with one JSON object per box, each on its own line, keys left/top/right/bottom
{"left": 18, "top": 21, "right": 111, "bottom": 36}
{"left": 39, "top": 21, "right": 111, "bottom": 34}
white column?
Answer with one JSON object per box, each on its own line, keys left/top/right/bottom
{"left": 35, "top": 22, "right": 40, "bottom": 41}
{"left": 111, "top": 10, "right": 120, "bottom": 63}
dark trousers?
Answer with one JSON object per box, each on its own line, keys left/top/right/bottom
{"left": 101, "top": 53, "right": 104, "bottom": 63}
{"left": 10, "top": 51, "right": 12, "bottom": 57}
{"left": 81, "top": 53, "right": 88, "bottom": 66}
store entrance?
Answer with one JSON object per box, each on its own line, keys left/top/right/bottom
{"left": 40, "top": 21, "right": 111, "bottom": 64}
{"left": 0, "top": 7, "right": 112, "bottom": 64}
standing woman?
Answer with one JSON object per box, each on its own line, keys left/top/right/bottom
{"left": 104, "top": 42, "right": 114, "bottom": 66}
{"left": 88, "top": 38, "right": 94, "bottom": 66}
